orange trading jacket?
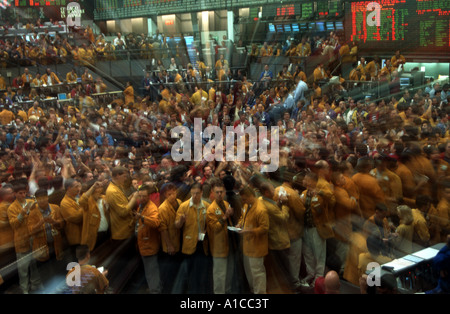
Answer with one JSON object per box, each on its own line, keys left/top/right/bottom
{"left": 238, "top": 198, "right": 269, "bottom": 258}
{"left": 333, "top": 186, "right": 358, "bottom": 243}
{"left": 206, "top": 199, "right": 230, "bottom": 258}
{"left": 106, "top": 182, "right": 134, "bottom": 240}
{"left": 175, "top": 198, "right": 210, "bottom": 256}
{"left": 351, "top": 173, "right": 385, "bottom": 220}
{"left": 136, "top": 200, "right": 161, "bottom": 256}
{"left": 158, "top": 199, "right": 182, "bottom": 254}
{"left": 273, "top": 184, "right": 305, "bottom": 241}
{"left": 60, "top": 195, "right": 84, "bottom": 246}
{"left": 79, "top": 194, "right": 108, "bottom": 251}
{"left": 0, "top": 201, "right": 14, "bottom": 250}
{"left": 259, "top": 197, "right": 290, "bottom": 251}
{"left": 27, "top": 204, "right": 65, "bottom": 261}
{"left": 300, "top": 190, "right": 335, "bottom": 240}
{"left": 7, "top": 199, "right": 33, "bottom": 253}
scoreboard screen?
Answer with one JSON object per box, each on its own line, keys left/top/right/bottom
{"left": 329, "top": 0, "right": 342, "bottom": 17}
{"left": 317, "top": 1, "right": 329, "bottom": 18}
{"left": 301, "top": 2, "right": 314, "bottom": 19}
{"left": 10, "top": 0, "right": 86, "bottom": 22}
{"left": 346, "top": 0, "right": 450, "bottom": 51}
{"left": 13, "top": 0, "right": 75, "bottom": 6}
{"left": 262, "top": 3, "right": 300, "bottom": 18}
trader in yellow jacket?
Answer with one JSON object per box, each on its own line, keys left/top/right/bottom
{"left": 206, "top": 181, "right": 233, "bottom": 294}
{"left": 158, "top": 182, "right": 182, "bottom": 294}
{"left": 28, "top": 189, "right": 65, "bottom": 262}
{"left": 105, "top": 167, "right": 138, "bottom": 241}
{"left": 7, "top": 181, "right": 42, "bottom": 294}
{"left": 236, "top": 187, "right": 269, "bottom": 294}
{"left": 79, "top": 181, "right": 109, "bottom": 252}
{"left": 134, "top": 184, "right": 161, "bottom": 294}
{"left": 428, "top": 186, "right": 450, "bottom": 245}
{"left": 60, "top": 178, "right": 83, "bottom": 262}
{"left": 330, "top": 171, "right": 358, "bottom": 275}
{"left": 300, "top": 172, "right": 334, "bottom": 288}
{"left": 174, "top": 183, "right": 212, "bottom": 294}
{"left": 259, "top": 182, "right": 291, "bottom": 293}
{"left": 273, "top": 170, "right": 305, "bottom": 292}
{"left": 66, "top": 68, "right": 78, "bottom": 84}
{"left": 41, "top": 68, "right": 61, "bottom": 85}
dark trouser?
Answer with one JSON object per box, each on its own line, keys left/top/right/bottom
{"left": 95, "top": 230, "right": 111, "bottom": 250}
{"left": 172, "top": 241, "right": 213, "bottom": 294}
{"left": 158, "top": 250, "right": 183, "bottom": 294}
{"left": 266, "top": 248, "right": 294, "bottom": 293}
{"left": 35, "top": 244, "right": 67, "bottom": 293}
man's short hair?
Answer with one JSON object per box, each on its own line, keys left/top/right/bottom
{"left": 208, "top": 178, "right": 223, "bottom": 189}
{"left": 239, "top": 186, "right": 255, "bottom": 197}
{"left": 190, "top": 182, "right": 203, "bottom": 191}
{"left": 160, "top": 182, "right": 177, "bottom": 196}
{"left": 34, "top": 188, "right": 48, "bottom": 198}
{"left": 111, "top": 166, "right": 128, "bottom": 178}
{"left": 0, "top": 184, "right": 13, "bottom": 198}
{"left": 64, "top": 178, "right": 79, "bottom": 190}
{"left": 259, "top": 182, "right": 274, "bottom": 196}
{"left": 12, "top": 183, "right": 28, "bottom": 193}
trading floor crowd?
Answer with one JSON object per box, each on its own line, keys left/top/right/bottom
{"left": 0, "top": 24, "right": 449, "bottom": 295}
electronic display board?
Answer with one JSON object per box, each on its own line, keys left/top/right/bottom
{"left": 95, "top": 0, "right": 118, "bottom": 11}
{"left": 13, "top": 0, "right": 73, "bottom": 6}
{"left": 11, "top": 0, "right": 85, "bottom": 21}
{"left": 262, "top": 3, "right": 300, "bottom": 18}
{"left": 329, "top": 0, "right": 342, "bottom": 17}
{"left": 301, "top": 2, "right": 314, "bottom": 19}
{"left": 317, "top": 1, "right": 329, "bottom": 17}
{"left": 316, "top": 22, "right": 325, "bottom": 32}
{"left": 346, "top": 0, "right": 450, "bottom": 51}
{"left": 326, "top": 21, "right": 335, "bottom": 30}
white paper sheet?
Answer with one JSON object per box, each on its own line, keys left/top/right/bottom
{"left": 412, "top": 247, "right": 439, "bottom": 260}
{"left": 382, "top": 258, "right": 415, "bottom": 272}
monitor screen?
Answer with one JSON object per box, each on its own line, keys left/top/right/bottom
{"left": 316, "top": 22, "right": 325, "bottom": 32}
{"left": 326, "top": 22, "right": 335, "bottom": 31}
{"left": 292, "top": 24, "right": 299, "bottom": 32}
{"left": 300, "top": 23, "right": 308, "bottom": 31}
{"left": 284, "top": 24, "right": 292, "bottom": 32}
{"left": 269, "top": 24, "right": 275, "bottom": 32}
{"left": 335, "top": 21, "right": 344, "bottom": 30}
{"left": 58, "top": 93, "right": 67, "bottom": 100}
{"left": 276, "top": 24, "right": 284, "bottom": 32}
{"left": 400, "top": 78, "right": 410, "bottom": 86}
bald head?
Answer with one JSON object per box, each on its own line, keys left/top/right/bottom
{"left": 324, "top": 270, "right": 340, "bottom": 294}
{"left": 315, "top": 160, "right": 330, "bottom": 176}
{"left": 315, "top": 160, "right": 329, "bottom": 170}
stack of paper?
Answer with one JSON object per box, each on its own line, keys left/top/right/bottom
{"left": 382, "top": 258, "right": 416, "bottom": 272}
